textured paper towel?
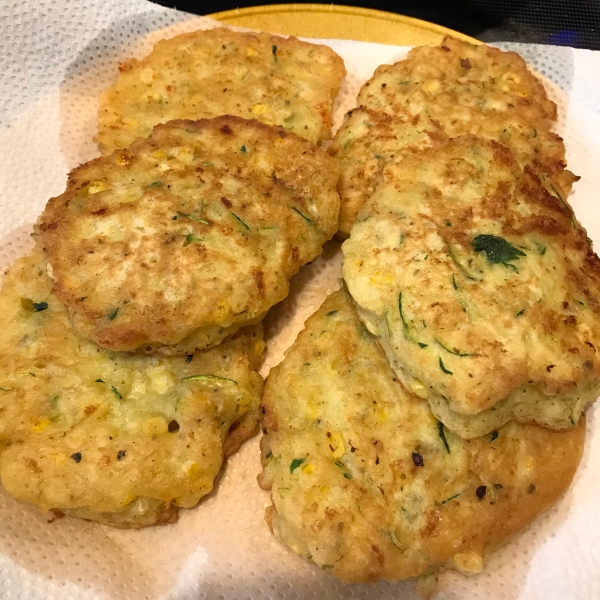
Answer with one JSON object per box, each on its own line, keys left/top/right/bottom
{"left": 1, "top": 2, "right": 599, "bottom": 599}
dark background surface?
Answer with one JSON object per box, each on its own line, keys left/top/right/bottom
{"left": 150, "top": 0, "right": 600, "bottom": 49}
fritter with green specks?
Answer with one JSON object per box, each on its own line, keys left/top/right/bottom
{"left": 331, "top": 104, "right": 576, "bottom": 238}
{"left": 358, "top": 36, "right": 556, "bottom": 126}
{"left": 258, "top": 290, "right": 585, "bottom": 583}
{"left": 0, "top": 251, "right": 264, "bottom": 528}
{"left": 36, "top": 116, "right": 340, "bottom": 355}
{"left": 96, "top": 27, "right": 346, "bottom": 152}
{"left": 342, "top": 136, "right": 600, "bottom": 438}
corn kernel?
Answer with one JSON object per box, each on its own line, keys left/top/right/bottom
{"left": 187, "top": 462, "right": 201, "bottom": 479}
{"left": 410, "top": 379, "right": 428, "bottom": 399}
{"left": 88, "top": 181, "right": 106, "bottom": 195}
{"left": 252, "top": 103, "right": 267, "bottom": 115}
{"left": 246, "top": 47, "right": 257, "bottom": 57}
{"left": 32, "top": 419, "right": 51, "bottom": 432}
{"left": 152, "top": 150, "right": 166, "bottom": 159}
{"left": 122, "top": 493, "right": 137, "bottom": 506}
{"left": 140, "top": 67, "right": 155, "bottom": 84}
{"left": 254, "top": 338, "right": 266, "bottom": 357}
{"left": 302, "top": 464, "right": 314, "bottom": 474}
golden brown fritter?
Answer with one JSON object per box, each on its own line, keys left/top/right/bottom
{"left": 331, "top": 105, "right": 576, "bottom": 238}
{"left": 342, "top": 136, "right": 600, "bottom": 438}
{"left": 0, "top": 251, "right": 264, "bottom": 528}
{"left": 258, "top": 290, "right": 585, "bottom": 583}
{"left": 358, "top": 36, "right": 556, "bottom": 125}
{"left": 96, "top": 27, "right": 346, "bottom": 152}
{"left": 331, "top": 37, "right": 576, "bottom": 238}
{"left": 36, "top": 116, "right": 340, "bottom": 354}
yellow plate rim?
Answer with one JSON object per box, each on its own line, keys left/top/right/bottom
{"left": 208, "top": 3, "right": 480, "bottom": 44}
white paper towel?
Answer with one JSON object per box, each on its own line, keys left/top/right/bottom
{"left": 1, "top": 2, "right": 599, "bottom": 599}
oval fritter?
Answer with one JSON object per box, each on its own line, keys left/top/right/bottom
{"left": 258, "top": 290, "right": 585, "bottom": 583}
{"left": 0, "top": 251, "right": 264, "bottom": 528}
{"left": 342, "top": 136, "right": 600, "bottom": 438}
{"left": 358, "top": 36, "right": 556, "bottom": 125}
{"left": 331, "top": 103, "right": 576, "bottom": 238}
{"left": 96, "top": 27, "right": 346, "bottom": 152}
{"left": 36, "top": 116, "right": 340, "bottom": 354}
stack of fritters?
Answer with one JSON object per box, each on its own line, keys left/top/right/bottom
{"left": 330, "top": 36, "right": 578, "bottom": 237}
{"left": 0, "top": 28, "right": 344, "bottom": 527}
{"left": 260, "top": 37, "right": 600, "bottom": 586}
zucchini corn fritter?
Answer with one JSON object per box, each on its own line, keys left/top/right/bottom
{"left": 97, "top": 27, "right": 346, "bottom": 152}
{"left": 343, "top": 136, "right": 600, "bottom": 438}
{"left": 331, "top": 36, "right": 576, "bottom": 238}
{"left": 0, "top": 251, "right": 264, "bottom": 528}
{"left": 259, "top": 290, "right": 584, "bottom": 583}
{"left": 36, "top": 116, "right": 339, "bottom": 355}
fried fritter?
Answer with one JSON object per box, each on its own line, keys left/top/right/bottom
{"left": 0, "top": 251, "right": 264, "bottom": 528}
{"left": 96, "top": 27, "right": 346, "bottom": 152}
{"left": 36, "top": 116, "right": 340, "bottom": 354}
{"left": 258, "top": 290, "right": 585, "bottom": 583}
{"left": 331, "top": 104, "right": 576, "bottom": 238}
{"left": 358, "top": 36, "right": 556, "bottom": 126}
{"left": 342, "top": 136, "right": 600, "bottom": 438}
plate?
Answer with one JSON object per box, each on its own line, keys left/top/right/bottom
{"left": 208, "top": 3, "right": 479, "bottom": 46}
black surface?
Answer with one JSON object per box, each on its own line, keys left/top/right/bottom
{"left": 150, "top": 0, "right": 600, "bottom": 49}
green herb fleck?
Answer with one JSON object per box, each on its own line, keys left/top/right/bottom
{"left": 438, "top": 421, "right": 450, "bottom": 453}
{"left": 283, "top": 113, "right": 296, "bottom": 123}
{"left": 33, "top": 301, "right": 48, "bottom": 312}
{"left": 266, "top": 450, "right": 273, "bottom": 459}
{"left": 240, "top": 145, "right": 247, "bottom": 153}
{"left": 418, "top": 342, "right": 428, "bottom": 348}
{"left": 111, "top": 385, "right": 122, "bottom": 400}
{"left": 182, "top": 374, "right": 238, "bottom": 385}
{"left": 290, "top": 458, "right": 305, "bottom": 472}
{"left": 472, "top": 234, "right": 525, "bottom": 271}
{"left": 325, "top": 310, "right": 338, "bottom": 317}
{"left": 184, "top": 233, "right": 202, "bottom": 246}
{"left": 398, "top": 292, "right": 413, "bottom": 341}
{"left": 440, "top": 492, "right": 461, "bottom": 505}
{"left": 435, "top": 339, "right": 470, "bottom": 356}
{"left": 291, "top": 207, "right": 312, "bottom": 223}
{"left": 343, "top": 473, "right": 352, "bottom": 479}
{"left": 272, "top": 45, "right": 278, "bottom": 62}
{"left": 202, "top": 161, "right": 213, "bottom": 167}
{"left": 490, "top": 430, "right": 499, "bottom": 442}
{"left": 108, "top": 308, "right": 119, "bottom": 320}
{"left": 452, "top": 275, "right": 458, "bottom": 290}
{"left": 148, "top": 181, "right": 163, "bottom": 188}
{"left": 95, "top": 378, "right": 104, "bottom": 383}
{"left": 0, "top": 387, "right": 12, "bottom": 392}
{"left": 516, "top": 309, "right": 525, "bottom": 317}
{"left": 385, "top": 310, "right": 392, "bottom": 337}
{"left": 177, "top": 211, "right": 210, "bottom": 225}
{"left": 389, "top": 531, "right": 402, "bottom": 549}
{"left": 231, "top": 212, "right": 250, "bottom": 230}
{"left": 438, "top": 357, "right": 453, "bottom": 375}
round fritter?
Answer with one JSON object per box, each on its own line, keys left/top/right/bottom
{"left": 258, "top": 290, "right": 585, "bottom": 583}
{"left": 0, "top": 251, "right": 264, "bottom": 528}
{"left": 342, "top": 136, "right": 600, "bottom": 438}
{"left": 36, "top": 116, "right": 340, "bottom": 354}
{"left": 331, "top": 102, "right": 576, "bottom": 238}
{"left": 358, "top": 36, "right": 556, "bottom": 126}
{"left": 96, "top": 27, "right": 346, "bottom": 152}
